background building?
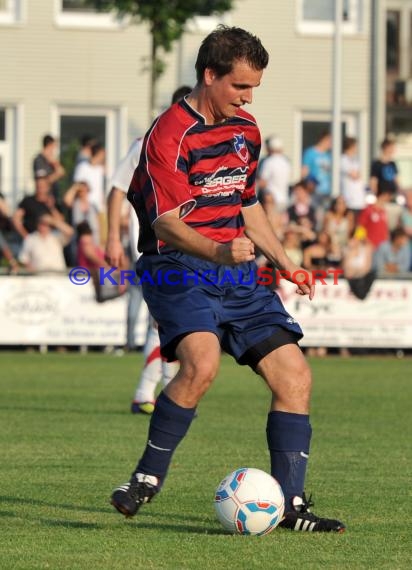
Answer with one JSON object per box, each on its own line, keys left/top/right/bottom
{"left": 0, "top": 0, "right": 411, "bottom": 208}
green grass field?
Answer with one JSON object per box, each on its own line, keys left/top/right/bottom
{"left": 0, "top": 352, "right": 411, "bottom": 569}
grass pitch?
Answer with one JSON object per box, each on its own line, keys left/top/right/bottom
{"left": 0, "top": 352, "right": 411, "bottom": 569}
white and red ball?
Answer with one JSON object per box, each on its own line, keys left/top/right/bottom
{"left": 214, "top": 467, "right": 284, "bottom": 536}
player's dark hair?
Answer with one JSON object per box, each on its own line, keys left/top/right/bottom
{"left": 42, "top": 134, "right": 55, "bottom": 148}
{"left": 195, "top": 26, "right": 269, "bottom": 83}
{"left": 171, "top": 85, "right": 192, "bottom": 104}
{"left": 390, "top": 227, "right": 407, "bottom": 241}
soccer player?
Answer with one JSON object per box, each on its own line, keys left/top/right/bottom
{"left": 105, "top": 86, "right": 192, "bottom": 413}
{"left": 110, "top": 26, "right": 345, "bottom": 533}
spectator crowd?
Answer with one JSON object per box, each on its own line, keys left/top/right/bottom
{"left": 0, "top": 130, "right": 411, "bottom": 285}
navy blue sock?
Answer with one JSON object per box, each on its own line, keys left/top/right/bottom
{"left": 135, "top": 391, "right": 196, "bottom": 483}
{"left": 266, "top": 410, "right": 312, "bottom": 510}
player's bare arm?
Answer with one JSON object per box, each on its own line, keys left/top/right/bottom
{"left": 154, "top": 208, "right": 255, "bottom": 265}
{"left": 105, "top": 187, "right": 126, "bottom": 267}
{"left": 242, "top": 202, "right": 315, "bottom": 300}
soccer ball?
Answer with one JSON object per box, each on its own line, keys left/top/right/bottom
{"left": 214, "top": 467, "right": 284, "bottom": 536}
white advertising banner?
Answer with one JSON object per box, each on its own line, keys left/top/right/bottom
{"left": 0, "top": 275, "right": 411, "bottom": 348}
{"left": 0, "top": 275, "right": 147, "bottom": 346}
{"left": 278, "top": 278, "right": 412, "bottom": 348}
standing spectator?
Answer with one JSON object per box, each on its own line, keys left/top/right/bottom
{"left": 301, "top": 131, "right": 332, "bottom": 213}
{"left": 12, "top": 174, "right": 63, "bottom": 239}
{"left": 258, "top": 135, "right": 291, "bottom": 213}
{"left": 340, "top": 136, "right": 366, "bottom": 219}
{"left": 73, "top": 142, "right": 106, "bottom": 214}
{"left": 75, "top": 134, "right": 96, "bottom": 167}
{"left": 370, "top": 138, "right": 400, "bottom": 197}
{"left": 33, "top": 134, "right": 65, "bottom": 198}
{"left": 374, "top": 228, "right": 410, "bottom": 275}
{"left": 18, "top": 214, "right": 73, "bottom": 272}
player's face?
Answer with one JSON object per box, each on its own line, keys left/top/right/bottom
{"left": 205, "top": 59, "right": 263, "bottom": 123}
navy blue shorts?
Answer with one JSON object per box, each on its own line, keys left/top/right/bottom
{"left": 136, "top": 252, "right": 303, "bottom": 369}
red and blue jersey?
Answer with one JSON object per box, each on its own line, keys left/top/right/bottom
{"left": 127, "top": 98, "right": 261, "bottom": 254}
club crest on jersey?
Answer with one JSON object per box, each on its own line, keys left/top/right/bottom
{"left": 233, "top": 133, "right": 249, "bottom": 164}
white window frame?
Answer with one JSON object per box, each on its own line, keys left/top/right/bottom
{"left": 293, "top": 110, "right": 367, "bottom": 182}
{"left": 0, "top": 0, "right": 23, "bottom": 25}
{"left": 51, "top": 104, "right": 127, "bottom": 184}
{"left": 54, "top": 0, "right": 127, "bottom": 30}
{"left": 296, "top": 0, "right": 362, "bottom": 36}
{"left": 0, "top": 104, "right": 22, "bottom": 208}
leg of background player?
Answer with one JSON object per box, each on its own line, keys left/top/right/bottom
{"left": 131, "top": 317, "right": 162, "bottom": 414}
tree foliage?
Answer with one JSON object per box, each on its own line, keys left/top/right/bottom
{"left": 89, "top": 0, "right": 234, "bottom": 118}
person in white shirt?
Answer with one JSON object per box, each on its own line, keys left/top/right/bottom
{"left": 258, "top": 135, "right": 291, "bottom": 235}
{"left": 340, "top": 137, "right": 366, "bottom": 218}
{"left": 73, "top": 142, "right": 106, "bottom": 214}
{"left": 105, "top": 85, "right": 191, "bottom": 414}
{"left": 18, "top": 214, "right": 74, "bottom": 272}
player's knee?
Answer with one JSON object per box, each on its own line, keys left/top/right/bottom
{"left": 181, "top": 359, "right": 218, "bottom": 390}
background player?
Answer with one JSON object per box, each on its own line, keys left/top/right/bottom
{"left": 105, "top": 86, "right": 192, "bottom": 414}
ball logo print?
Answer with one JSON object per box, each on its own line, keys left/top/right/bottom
{"left": 214, "top": 467, "right": 284, "bottom": 535}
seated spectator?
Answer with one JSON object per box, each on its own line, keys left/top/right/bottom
{"left": 323, "top": 196, "right": 354, "bottom": 259}
{"left": 303, "top": 230, "right": 341, "bottom": 272}
{"left": 76, "top": 221, "right": 106, "bottom": 270}
{"left": 12, "top": 174, "right": 63, "bottom": 239}
{"left": 63, "top": 181, "right": 100, "bottom": 244}
{"left": 340, "top": 136, "right": 366, "bottom": 220}
{"left": 18, "top": 215, "right": 73, "bottom": 272}
{"left": 0, "top": 230, "right": 19, "bottom": 272}
{"left": 374, "top": 228, "right": 410, "bottom": 275}
{"left": 400, "top": 189, "right": 412, "bottom": 270}
{"left": 282, "top": 228, "right": 303, "bottom": 267}
{"left": 357, "top": 188, "right": 392, "bottom": 250}
{"left": 343, "top": 226, "right": 374, "bottom": 280}
{"left": 76, "top": 221, "right": 128, "bottom": 301}
{"left": 286, "top": 180, "right": 317, "bottom": 247}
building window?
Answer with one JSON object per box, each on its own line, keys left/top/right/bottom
{"left": 55, "top": 0, "right": 125, "bottom": 28}
{"left": 0, "top": 0, "right": 22, "bottom": 24}
{"left": 61, "top": 0, "right": 111, "bottom": 12}
{"left": 386, "top": 11, "right": 400, "bottom": 74}
{"left": 298, "top": 0, "right": 361, "bottom": 35}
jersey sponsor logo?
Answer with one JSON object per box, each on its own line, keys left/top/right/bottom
{"left": 233, "top": 133, "right": 249, "bottom": 163}
{"left": 195, "top": 165, "right": 248, "bottom": 195}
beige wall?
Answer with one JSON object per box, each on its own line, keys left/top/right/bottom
{"left": 0, "top": 0, "right": 373, "bottom": 200}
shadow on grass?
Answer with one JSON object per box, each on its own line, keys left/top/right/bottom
{"left": 0, "top": 495, "right": 219, "bottom": 533}
{"left": 0, "top": 404, "right": 128, "bottom": 416}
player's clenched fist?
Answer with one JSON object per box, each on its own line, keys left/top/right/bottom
{"left": 215, "top": 237, "right": 255, "bottom": 265}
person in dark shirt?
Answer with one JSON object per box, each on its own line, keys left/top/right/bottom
{"left": 33, "top": 134, "right": 65, "bottom": 198}
{"left": 12, "top": 173, "right": 63, "bottom": 239}
{"left": 370, "top": 138, "right": 400, "bottom": 197}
